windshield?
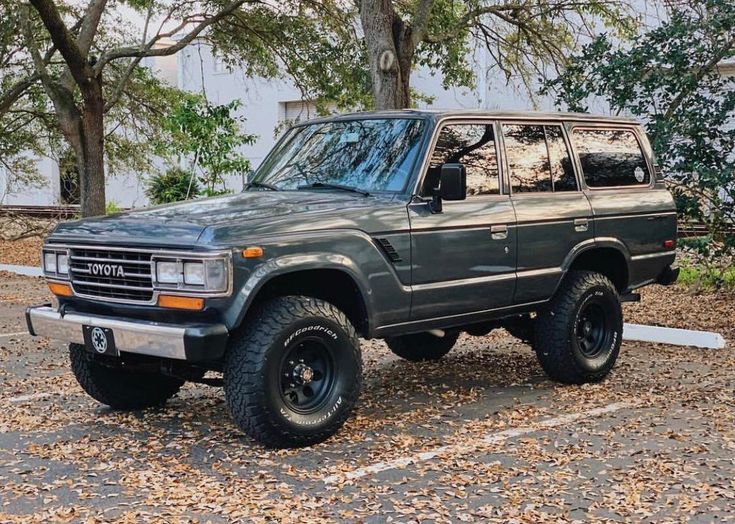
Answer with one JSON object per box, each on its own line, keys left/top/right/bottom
{"left": 253, "top": 118, "right": 426, "bottom": 193}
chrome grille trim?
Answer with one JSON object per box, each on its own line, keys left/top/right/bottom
{"left": 44, "top": 243, "right": 233, "bottom": 305}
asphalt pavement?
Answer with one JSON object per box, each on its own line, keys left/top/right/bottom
{"left": 0, "top": 271, "right": 733, "bottom": 523}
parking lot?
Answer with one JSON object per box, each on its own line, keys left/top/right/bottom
{"left": 1, "top": 270, "right": 733, "bottom": 522}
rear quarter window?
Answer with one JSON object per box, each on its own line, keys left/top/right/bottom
{"left": 572, "top": 128, "right": 651, "bottom": 188}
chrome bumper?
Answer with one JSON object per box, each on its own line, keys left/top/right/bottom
{"left": 26, "top": 305, "right": 228, "bottom": 361}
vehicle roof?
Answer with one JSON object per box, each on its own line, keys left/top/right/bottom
{"left": 302, "top": 109, "right": 639, "bottom": 125}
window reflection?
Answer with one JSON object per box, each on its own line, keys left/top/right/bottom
{"left": 504, "top": 124, "right": 553, "bottom": 193}
{"left": 573, "top": 129, "right": 650, "bottom": 187}
{"left": 546, "top": 126, "right": 577, "bottom": 192}
{"left": 426, "top": 124, "right": 500, "bottom": 196}
{"left": 255, "top": 118, "right": 425, "bottom": 192}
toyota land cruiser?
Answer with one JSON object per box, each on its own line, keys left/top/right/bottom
{"left": 26, "top": 110, "right": 679, "bottom": 448}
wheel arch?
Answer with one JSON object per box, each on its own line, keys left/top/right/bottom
{"left": 231, "top": 258, "right": 373, "bottom": 338}
{"left": 560, "top": 239, "right": 631, "bottom": 293}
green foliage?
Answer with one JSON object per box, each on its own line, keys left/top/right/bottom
{"left": 543, "top": 0, "right": 735, "bottom": 260}
{"left": 145, "top": 168, "right": 201, "bottom": 205}
{"left": 157, "top": 94, "right": 256, "bottom": 197}
{"left": 105, "top": 201, "right": 123, "bottom": 215}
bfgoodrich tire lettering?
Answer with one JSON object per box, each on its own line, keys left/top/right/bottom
{"left": 223, "top": 296, "right": 361, "bottom": 448}
{"left": 69, "top": 344, "right": 184, "bottom": 409}
{"left": 534, "top": 270, "right": 623, "bottom": 384}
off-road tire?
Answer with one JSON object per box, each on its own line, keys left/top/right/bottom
{"left": 385, "top": 331, "right": 460, "bottom": 361}
{"left": 223, "top": 296, "right": 362, "bottom": 448}
{"left": 534, "top": 270, "right": 623, "bottom": 384}
{"left": 69, "top": 343, "right": 184, "bottom": 409}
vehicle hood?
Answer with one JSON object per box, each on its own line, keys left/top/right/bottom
{"left": 48, "top": 191, "right": 402, "bottom": 247}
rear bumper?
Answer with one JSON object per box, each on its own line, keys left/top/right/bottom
{"left": 26, "top": 305, "right": 228, "bottom": 362}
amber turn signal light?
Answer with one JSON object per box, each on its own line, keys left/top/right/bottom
{"left": 158, "top": 294, "right": 204, "bottom": 311}
{"left": 48, "top": 282, "right": 73, "bottom": 297}
{"left": 242, "top": 246, "right": 264, "bottom": 258}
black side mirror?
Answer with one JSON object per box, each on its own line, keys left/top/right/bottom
{"left": 430, "top": 163, "right": 466, "bottom": 213}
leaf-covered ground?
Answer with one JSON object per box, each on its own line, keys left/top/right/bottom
{"left": 0, "top": 272, "right": 733, "bottom": 522}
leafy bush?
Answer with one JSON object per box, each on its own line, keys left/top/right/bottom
{"left": 543, "top": 0, "right": 735, "bottom": 261}
{"left": 145, "top": 168, "right": 200, "bottom": 205}
{"left": 105, "top": 201, "right": 123, "bottom": 215}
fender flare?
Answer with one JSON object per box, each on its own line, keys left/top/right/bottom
{"left": 553, "top": 237, "right": 632, "bottom": 295}
{"left": 225, "top": 252, "right": 375, "bottom": 333}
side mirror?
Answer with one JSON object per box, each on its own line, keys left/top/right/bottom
{"left": 430, "top": 163, "right": 466, "bottom": 213}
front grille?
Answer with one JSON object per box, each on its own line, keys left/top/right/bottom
{"left": 69, "top": 247, "right": 154, "bottom": 303}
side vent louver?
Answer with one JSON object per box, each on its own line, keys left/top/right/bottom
{"left": 375, "top": 238, "right": 402, "bottom": 263}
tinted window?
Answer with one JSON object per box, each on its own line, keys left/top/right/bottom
{"left": 426, "top": 124, "right": 500, "bottom": 196}
{"left": 504, "top": 124, "right": 553, "bottom": 193}
{"left": 573, "top": 128, "right": 650, "bottom": 187}
{"left": 503, "top": 124, "right": 579, "bottom": 193}
{"left": 546, "top": 126, "right": 577, "bottom": 192}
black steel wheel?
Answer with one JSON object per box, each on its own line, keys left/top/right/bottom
{"left": 280, "top": 338, "right": 335, "bottom": 414}
{"left": 575, "top": 302, "right": 610, "bottom": 358}
{"left": 224, "top": 296, "right": 361, "bottom": 448}
{"left": 534, "top": 270, "right": 623, "bottom": 384}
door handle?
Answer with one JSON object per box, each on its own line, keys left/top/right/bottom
{"left": 574, "top": 218, "right": 589, "bottom": 232}
{"left": 490, "top": 225, "right": 508, "bottom": 240}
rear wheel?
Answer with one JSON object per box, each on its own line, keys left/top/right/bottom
{"left": 385, "top": 331, "right": 459, "bottom": 361}
{"left": 224, "top": 296, "right": 361, "bottom": 448}
{"left": 534, "top": 271, "right": 622, "bottom": 384}
{"left": 69, "top": 344, "right": 184, "bottom": 409}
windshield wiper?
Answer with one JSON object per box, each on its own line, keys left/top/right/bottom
{"left": 244, "top": 181, "right": 280, "bottom": 191}
{"left": 297, "top": 182, "right": 370, "bottom": 197}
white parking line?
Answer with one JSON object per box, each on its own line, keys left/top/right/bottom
{"left": 322, "top": 401, "right": 633, "bottom": 484}
{"left": 0, "top": 331, "right": 29, "bottom": 339}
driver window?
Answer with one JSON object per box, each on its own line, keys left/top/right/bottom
{"left": 424, "top": 123, "right": 500, "bottom": 197}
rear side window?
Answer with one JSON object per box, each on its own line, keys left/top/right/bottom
{"left": 427, "top": 123, "right": 500, "bottom": 196}
{"left": 503, "top": 124, "right": 578, "bottom": 193}
{"left": 572, "top": 128, "right": 651, "bottom": 187}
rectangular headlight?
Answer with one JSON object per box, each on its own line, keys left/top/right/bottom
{"left": 205, "top": 259, "right": 227, "bottom": 291}
{"left": 44, "top": 252, "right": 57, "bottom": 273}
{"left": 183, "top": 262, "right": 205, "bottom": 286}
{"left": 57, "top": 254, "right": 69, "bottom": 275}
{"left": 156, "top": 261, "right": 180, "bottom": 284}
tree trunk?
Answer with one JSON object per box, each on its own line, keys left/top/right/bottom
{"left": 360, "top": 0, "right": 415, "bottom": 110}
{"left": 78, "top": 81, "right": 106, "bottom": 217}
{"left": 55, "top": 81, "right": 106, "bottom": 217}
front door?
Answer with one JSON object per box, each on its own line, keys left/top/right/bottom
{"left": 409, "top": 121, "right": 517, "bottom": 320}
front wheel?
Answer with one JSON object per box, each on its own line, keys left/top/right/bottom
{"left": 224, "top": 296, "right": 362, "bottom": 448}
{"left": 69, "top": 344, "right": 184, "bottom": 409}
{"left": 534, "top": 271, "right": 623, "bottom": 384}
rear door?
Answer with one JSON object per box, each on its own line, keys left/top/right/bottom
{"left": 408, "top": 120, "right": 517, "bottom": 320}
{"left": 569, "top": 125, "right": 677, "bottom": 284}
{"left": 503, "top": 122, "right": 593, "bottom": 303}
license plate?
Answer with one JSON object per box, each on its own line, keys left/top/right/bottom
{"left": 82, "top": 325, "right": 119, "bottom": 357}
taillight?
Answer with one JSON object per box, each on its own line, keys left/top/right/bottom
{"left": 664, "top": 239, "right": 675, "bottom": 249}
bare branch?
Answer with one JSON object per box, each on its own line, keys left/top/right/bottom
{"left": 94, "top": 0, "right": 248, "bottom": 74}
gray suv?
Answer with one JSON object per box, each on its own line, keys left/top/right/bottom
{"left": 27, "top": 110, "right": 678, "bottom": 447}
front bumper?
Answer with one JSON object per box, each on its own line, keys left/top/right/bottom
{"left": 26, "top": 305, "right": 228, "bottom": 362}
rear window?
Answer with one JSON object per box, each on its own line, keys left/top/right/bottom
{"left": 572, "top": 128, "right": 650, "bottom": 188}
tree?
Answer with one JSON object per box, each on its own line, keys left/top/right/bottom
{"left": 357, "top": 0, "right": 637, "bottom": 110}
{"left": 543, "top": 0, "right": 735, "bottom": 258}
{"left": 158, "top": 94, "right": 255, "bottom": 196}
{"left": 1, "top": 0, "right": 249, "bottom": 216}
